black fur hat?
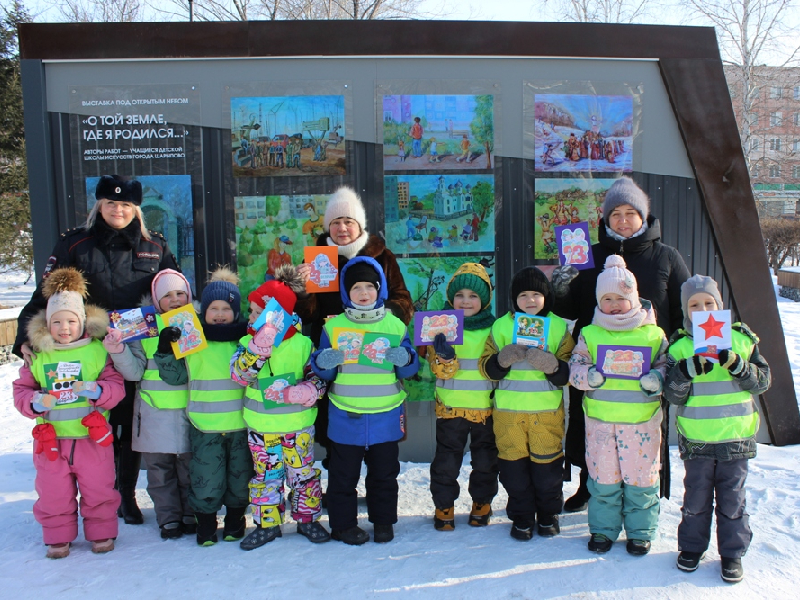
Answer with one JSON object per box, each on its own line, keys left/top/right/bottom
{"left": 95, "top": 175, "right": 143, "bottom": 206}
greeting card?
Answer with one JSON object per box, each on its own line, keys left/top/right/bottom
{"left": 555, "top": 222, "right": 595, "bottom": 270}
{"left": 414, "top": 310, "right": 464, "bottom": 346}
{"left": 512, "top": 313, "right": 550, "bottom": 348}
{"left": 304, "top": 246, "right": 339, "bottom": 293}
{"left": 43, "top": 361, "right": 83, "bottom": 405}
{"left": 259, "top": 373, "right": 297, "bottom": 408}
{"left": 332, "top": 327, "right": 366, "bottom": 363}
{"left": 358, "top": 332, "right": 402, "bottom": 371}
{"left": 161, "top": 304, "right": 207, "bottom": 359}
{"left": 108, "top": 306, "right": 158, "bottom": 342}
{"left": 251, "top": 298, "right": 294, "bottom": 351}
{"left": 692, "top": 309, "right": 732, "bottom": 362}
{"left": 596, "top": 345, "right": 651, "bottom": 380}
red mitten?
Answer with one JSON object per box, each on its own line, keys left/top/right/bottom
{"left": 81, "top": 412, "right": 114, "bottom": 447}
{"left": 32, "top": 423, "right": 59, "bottom": 461}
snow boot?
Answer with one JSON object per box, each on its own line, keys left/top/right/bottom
{"left": 297, "top": 521, "right": 331, "bottom": 543}
{"left": 537, "top": 514, "right": 560, "bottom": 537}
{"left": 222, "top": 506, "right": 247, "bottom": 541}
{"left": 160, "top": 521, "right": 183, "bottom": 540}
{"left": 91, "top": 539, "right": 115, "bottom": 554}
{"left": 677, "top": 551, "right": 705, "bottom": 572}
{"left": 115, "top": 443, "right": 143, "bottom": 525}
{"left": 563, "top": 468, "right": 590, "bottom": 513}
{"left": 195, "top": 513, "right": 219, "bottom": 546}
{"left": 468, "top": 502, "right": 492, "bottom": 527}
{"left": 510, "top": 521, "right": 534, "bottom": 541}
{"left": 373, "top": 524, "right": 394, "bottom": 543}
{"left": 626, "top": 539, "right": 651, "bottom": 556}
{"left": 181, "top": 515, "right": 197, "bottom": 535}
{"left": 240, "top": 525, "right": 282, "bottom": 551}
{"left": 46, "top": 543, "right": 70, "bottom": 559}
{"left": 434, "top": 507, "right": 455, "bottom": 531}
{"left": 721, "top": 557, "right": 743, "bottom": 583}
{"left": 331, "top": 526, "right": 370, "bottom": 546}
{"left": 588, "top": 533, "right": 613, "bottom": 553}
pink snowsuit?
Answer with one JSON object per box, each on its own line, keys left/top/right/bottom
{"left": 14, "top": 356, "right": 125, "bottom": 545}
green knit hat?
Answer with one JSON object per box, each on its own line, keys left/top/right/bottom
{"left": 446, "top": 263, "right": 492, "bottom": 309}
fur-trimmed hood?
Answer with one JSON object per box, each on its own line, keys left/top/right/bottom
{"left": 27, "top": 304, "right": 109, "bottom": 353}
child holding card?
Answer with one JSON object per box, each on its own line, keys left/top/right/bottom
{"left": 664, "top": 275, "right": 770, "bottom": 583}
{"left": 311, "top": 257, "right": 419, "bottom": 546}
{"left": 104, "top": 268, "right": 196, "bottom": 540}
{"left": 479, "top": 267, "right": 574, "bottom": 541}
{"left": 230, "top": 266, "right": 329, "bottom": 550}
{"left": 569, "top": 255, "right": 668, "bottom": 556}
{"left": 426, "top": 263, "right": 498, "bottom": 531}
{"left": 13, "top": 268, "right": 125, "bottom": 558}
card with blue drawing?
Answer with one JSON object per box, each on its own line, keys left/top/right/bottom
{"left": 304, "top": 246, "right": 339, "bottom": 293}
{"left": 108, "top": 306, "right": 158, "bottom": 342}
{"left": 358, "top": 332, "right": 402, "bottom": 371}
{"left": 251, "top": 297, "right": 295, "bottom": 353}
{"left": 555, "top": 222, "right": 594, "bottom": 270}
{"left": 259, "top": 373, "right": 297, "bottom": 407}
{"left": 161, "top": 304, "right": 207, "bottom": 359}
{"left": 511, "top": 313, "right": 549, "bottom": 348}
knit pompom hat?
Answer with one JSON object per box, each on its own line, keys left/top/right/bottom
{"left": 43, "top": 268, "right": 88, "bottom": 332}
{"left": 446, "top": 263, "right": 492, "bottom": 310}
{"left": 247, "top": 264, "right": 304, "bottom": 315}
{"left": 201, "top": 267, "right": 241, "bottom": 321}
{"left": 681, "top": 274, "right": 723, "bottom": 330}
{"left": 151, "top": 269, "right": 193, "bottom": 313}
{"left": 602, "top": 177, "right": 650, "bottom": 221}
{"left": 595, "top": 255, "right": 640, "bottom": 308}
{"left": 510, "top": 267, "right": 553, "bottom": 316}
{"left": 324, "top": 186, "right": 367, "bottom": 233}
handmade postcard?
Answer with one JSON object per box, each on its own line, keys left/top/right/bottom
{"left": 332, "top": 327, "right": 366, "bottom": 363}
{"left": 555, "top": 222, "right": 595, "bottom": 270}
{"left": 597, "top": 345, "right": 651, "bottom": 380}
{"left": 108, "top": 306, "right": 158, "bottom": 343}
{"left": 692, "top": 309, "right": 732, "bottom": 362}
{"left": 358, "top": 333, "right": 402, "bottom": 372}
{"left": 414, "top": 310, "right": 464, "bottom": 346}
{"left": 252, "top": 298, "right": 293, "bottom": 352}
{"left": 259, "top": 373, "right": 297, "bottom": 407}
{"left": 304, "top": 246, "right": 339, "bottom": 293}
{"left": 162, "top": 304, "right": 207, "bottom": 359}
{"left": 512, "top": 313, "right": 550, "bottom": 348}
{"left": 43, "top": 361, "right": 83, "bottom": 405}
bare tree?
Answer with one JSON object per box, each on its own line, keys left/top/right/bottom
{"left": 544, "top": 0, "right": 650, "bottom": 22}
{"left": 761, "top": 216, "right": 800, "bottom": 273}
{"left": 154, "top": 0, "right": 277, "bottom": 21}
{"left": 156, "top": 0, "right": 430, "bottom": 21}
{"left": 50, "top": 0, "right": 144, "bottom": 22}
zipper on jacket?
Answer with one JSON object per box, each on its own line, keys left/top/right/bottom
{"left": 68, "top": 439, "right": 76, "bottom": 466}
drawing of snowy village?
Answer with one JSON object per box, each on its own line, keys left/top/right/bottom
{"left": 534, "top": 94, "right": 633, "bottom": 173}
{"left": 534, "top": 178, "right": 616, "bottom": 260}
{"left": 384, "top": 174, "right": 495, "bottom": 256}
{"left": 230, "top": 95, "right": 345, "bottom": 177}
{"left": 382, "top": 94, "right": 494, "bottom": 171}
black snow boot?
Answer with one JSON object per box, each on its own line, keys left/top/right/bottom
{"left": 195, "top": 513, "right": 219, "bottom": 546}
{"left": 115, "top": 443, "right": 143, "bottom": 525}
{"left": 222, "top": 506, "right": 248, "bottom": 541}
{"left": 563, "top": 468, "right": 590, "bottom": 513}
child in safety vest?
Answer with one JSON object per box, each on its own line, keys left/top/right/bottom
{"left": 146, "top": 268, "right": 252, "bottom": 546}
{"left": 13, "top": 268, "right": 125, "bottom": 558}
{"left": 479, "top": 266, "right": 574, "bottom": 541}
{"left": 427, "top": 263, "right": 498, "bottom": 531}
{"left": 569, "top": 255, "right": 668, "bottom": 556}
{"left": 310, "top": 256, "right": 419, "bottom": 546}
{"left": 231, "top": 265, "right": 329, "bottom": 550}
{"left": 104, "top": 268, "right": 195, "bottom": 540}
{"left": 664, "top": 275, "right": 770, "bottom": 583}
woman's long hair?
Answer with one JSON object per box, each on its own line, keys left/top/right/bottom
{"left": 85, "top": 199, "right": 151, "bottom": 240}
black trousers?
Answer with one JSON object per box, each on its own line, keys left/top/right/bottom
{"left": 430, "top": 416, "right": 498, "bottom": 509}
{"left": 327, "top": 440, "right": 400, "bottom": 531}
{"left": 110, "top": 381, "right": 141, "bottom": 496}
{"left": 564, "top": 386, "right": 587, "bottom": 471}
{"left": 499, "top": 457, "right": 563, "bottom": 526}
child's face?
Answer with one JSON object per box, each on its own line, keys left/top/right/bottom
{"left": 453, "top": 288, "right": 481, "bottom": 317}
{"left": 206, "top": 300, "right": 234, "bottom": 325}
{"left": 158, "top": 289, "right": 189, "bottom": 312}
{"left": 599, "top": 293, "right": 632, "bottom": 315}
{"left": 687, "top": 292, "right": 719, "bottom": 322}
{"left": 516, "top": 291, "right": 545, "bottom": 315}
{"left": 49, "top": 310, "right": 82, "bottom": 344}
{"left": 248, "top": 300, "right": 266, "bottom": 326}
{"left": 349, "top": 282, "right": 378, "bottom": 307}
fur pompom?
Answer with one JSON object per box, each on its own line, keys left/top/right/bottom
{"left": 43, "top": 267, "right": 88, "bottom": 299}
{"left": 207, "top": 266, "right": 240, "bottom": 286}
{"left": 274, "top": 264, "right": 305, "bottom": 294}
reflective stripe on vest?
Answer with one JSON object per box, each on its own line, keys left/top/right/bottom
{"left": 435, "top": 329, "right": 494, "bottom": 409}
{"left": 670, "top": 331, "right": 759, "bottom": 443}
{"left": 582, "top": 323, "right": 664, "bottom": 424}
{"left": 184, "top": 340, "right": 246, "bottom": 433}
{"left": 140, "top": 319, "right": 189, "bottom": 410}
{"left": 242, "top": 333, "right": 317, "bottom": 434}
{"left": 323, "top": 314, "right": 408, "bottom": 414}
{"left": 492, "top": 312, "right": 568, "bottom": 413}
{"left": 31, "top": 341, "right": 109, "bottom": 438}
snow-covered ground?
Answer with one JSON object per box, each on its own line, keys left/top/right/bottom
{"left": 0, "top": 276, "right": 798, "bottom": 599}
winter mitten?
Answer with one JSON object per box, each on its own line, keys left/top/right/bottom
{"left": 32, "top": 423, "right": 59, "bottom": 461}
{"left": 31, "top": 392, "right": 55, "bottom": 414}
{"left": 639, "top": 371, "right": 662, "bottom": 394}
{"left": 551, "top": 265, "right": 579, "bottom": 298}
{"left": 678, "top": 355, "right": 712, "bottom": 379}
{"left": 525, "top": 347, "right": 559, "bottom": 374}
{"left": 497, "top": 344, "right": 528, "bottom": 368}
{"left": 248, "top": 323, "right": 278, "bottom": 357}
{"left": 433, "top": 333, "right": 455, "bottom": 361}
{"left": 81, "top": 411, "right": 114, "bottom": 447}
{"left": 157, "top": 326, "right": 182, "bottom": 354}
{"left": 385, "top": 347, "right": 412, "bottom": 367}
{"left": 315, "top": 348, "right": 345, "bottom": 370}
{"left": 74, "top": 381, "right": 102, "bottom": 400}
{"left": 718, "top": 349, "right": 745, "bottom": 376}
{"left": 587, "top": 367, "right": 605, "bottom": 389}
{"left": 285, "top": 381, "right": 318, "bottom": 407}
{"left": 102, "top": 327, "right": 125, "bottom": 354}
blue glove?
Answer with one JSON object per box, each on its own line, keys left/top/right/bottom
{"left": 639, "top": 372, "right": 662, "bottom": 394}
{"left": 31, "top": 392, "right": 55, "bottom": 414}
{"left": 433, "top": 333, "right": 455, "bottom": 361}
{"left": 315, "top": 348, "right": 345, "bottom": 370}
{"left": 587, "top": 367, "right": 605, "bottom": 389}
{"left": 385, "top": 347, "right": 411, "bottom": 367}
{"left": 75, "top": 381, "right": 103, "bottom": 400}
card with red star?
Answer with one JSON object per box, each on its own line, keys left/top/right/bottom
{"left": 692, "top": 309, "right": 732, "bottom": 362}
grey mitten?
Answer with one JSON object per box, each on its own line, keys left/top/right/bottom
{"left": 315, "top": 348, "right": 345, "bottom": 370}
{"left": 497, "top": 344, "right": 528, "bottom": 368}
{"left": 679, "top": 355, "right": 713, "bottom": 379}
{"left": 587, "top": 367, "right": 605, "bottom": 388}
{"left": 639, "top": 371, "right": 663, "bottom": 394}
{"left": 384, "top": 347, "right": 411, "bottom": 367}
{"left": 551, "top": 265, "right": 579, "bottom": 298}
{"left": 525, "top": 346, "right": 559, "bottom": 374}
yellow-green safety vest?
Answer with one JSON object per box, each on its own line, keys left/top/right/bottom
{"left": 492, "top": 312, "right": 568, "bottom": 413}
{"left": 31, "top": 340, "right": 109, "bottom": 438}
{"left": 184, "top": 340, "right": 246, "bottom": 433}
{"left": 582, "top": 323, "right": 664, "bottom": 424}
{"left": 435, "top": 328, "right": 494, "bottom": 410}
{"left": 669, "top": 330, "right": 759, "bottom": 443}
{"left": 140, "top": 314, "right": 189, "bottom": 410}
{"left": 323, "top": 313, "right": 407, "bottom": 414}
{"left": 242, "top": 332, "right": 317, "bottom": 434}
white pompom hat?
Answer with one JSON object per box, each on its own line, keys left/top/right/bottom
{"left": 324, "top": 186, "right": 367, "bottom": 233}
